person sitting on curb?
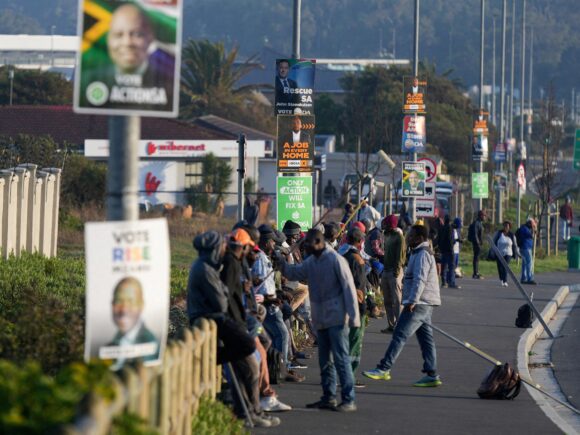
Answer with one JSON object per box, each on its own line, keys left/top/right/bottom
{"left": 363, "top": 224, "right": 443, "bottom": 388}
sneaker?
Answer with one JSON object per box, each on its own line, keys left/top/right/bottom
{"left": 441, "top": 283, "right": 448, "bottom": 288}
{"left": 294, "top": 351, "right": 311, "bottom": 359}
{"left": 526, "top": 280, "right": 537, "bottom": 285}
{"left": 260, "top": 396, "right": 292, "bottom": 412}
{"left": 448, "top": 285, "right": 462, "bottom": 289}
{"left": 284, "top": 370, "right": 305, "bottom": 383}
{"left": 472, "top": 274, "right": 484, "bottom": 279}
{"left": 248, "top": 414, "right": 272, "bottom": 428}
{"left": 334, "top": 402, "right": 357, "bottom": 412}
{"left": 306, "top": 399, "right": 337, "bottom": 410}
{"left": 354, "top": 380, "right": 367, "bottom": 389}
{"left": 503, "top": 281, "right": 509, "bottom": 287}
{"left": 262, "top": 414, "right": 281, "bottom": 426}
{"left": 413, "top": 374, "right": 442, "bottom": 387}
{"left": 288, "top": 359, "right": 308, "bottom": 369}
{"left": 380, "top": 326, "right": 395, "bottom": 334}
{"left": 363, "top": 367, "right": 391, "bottom": 381}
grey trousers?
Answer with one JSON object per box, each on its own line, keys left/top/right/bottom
{"left": 381, "top": 271, "right": 403, "bottom": 328}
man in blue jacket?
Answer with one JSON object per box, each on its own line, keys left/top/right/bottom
{"left": 363, "top": 224, "right": 442, "bottom": 387}
{"left": 516, "top": 219, "right": 537, "bottom": 285}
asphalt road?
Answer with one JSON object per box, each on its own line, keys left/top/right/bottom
{"left": 254, "top": 271, "right": 578, "bottom": 435}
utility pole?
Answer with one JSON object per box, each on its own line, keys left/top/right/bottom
{"left": 292, "top": 0, "right": 301, "bottom": 58}
{"left": 410, "top": 0, "right": 420, "bottom": 223}
{"left": 237, "top": 134, "right": 246, "bottom": 221}
{"left": 528, "top": 26, "right": 533, "bottom": 140}
{"left": 496, "top": 0, "right": 507, "bottom": 224}
{"left": 477, "top": 0, "right": 485, "bottom": 212}
{"left": 508, "top": 0, "right": 516, "bottom": 143}
{"left": 492, "top": 14, "right": 497, "bottom": 126}
{"left": 8, "top": 68, "right": 14, "bottom": 106}
{"left": 519, "top": 0, "right": 526, "bottom": 159}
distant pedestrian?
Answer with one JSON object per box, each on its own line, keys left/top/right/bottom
{"left": 363, "top": 224, "right": 442, "bottom": 387}
{"left": 452, "top": 217, "right": 463, "bottom": 277}
{"left": 468, "top": 210, "right": 486, "bottom": 279}
{"left": 323, "top": 180, "right": 338, "bottom": 208}
{"left": 515, "top": 219, "right": 537, "bottom": 285}
{"left": 438, "top": 215, "right": 460, "bottom": 288}
{"left": 492, "top": 221, "right": 519, "bottom": 287}
{"left": 380, "top": 215, "right": 406, "bottom": 333}
{"left": 559, "top": 197, "right": 573, "bottom": 242}
{"left": 277, "top": 229, "right": 360, "bottom": 412}
{"left": 341, "top": 203, "right": 354, "bottom": 225}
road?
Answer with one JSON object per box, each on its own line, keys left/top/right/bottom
{"left": 255, "top": 272, "right": 578, "bottom": 434}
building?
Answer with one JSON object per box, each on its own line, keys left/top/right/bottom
{"left": 0, "top": 106, "right": 269, "bottom": 207}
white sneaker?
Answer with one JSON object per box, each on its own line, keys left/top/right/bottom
{"left": 260, "top": 396, "right": 292, "bottom": 412}
{"left": 504, "top": 281, "right": 509, "bottom": 287}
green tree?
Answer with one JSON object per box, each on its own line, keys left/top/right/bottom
{"left": 180, "top": 39, "right": 274, "bottom": 133}
{"left": 186, "top": 153, "right": 232, "bottom": 212}
{"left": 0, "top": 67, "right": 73, "bottom": 106}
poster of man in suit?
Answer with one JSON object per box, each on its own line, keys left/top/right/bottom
{"left": 275, "top": 58, "right": 316, "bottom": 115}
{"left": 277, "top": 114, "right": 315, "bottom": 173}
{"left": 84, "top": 219, "right": 170, "bottom": 368}
{"left": 403, "top": 76, "right": 427, "bottom": 114}
{"left": 74, "top": 0, "right": 183, "bottom": 117}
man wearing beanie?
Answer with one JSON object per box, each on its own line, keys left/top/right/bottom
{"left": 380, "top": 215, "right": 406, "bottom": 333}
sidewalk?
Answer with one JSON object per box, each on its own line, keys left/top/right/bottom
{"left": 255, "top": 271, "right": 577, "bottom": 434}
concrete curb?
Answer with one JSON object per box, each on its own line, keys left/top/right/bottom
{"left": 517, "top": 284, "right": 580, "bottom": 434}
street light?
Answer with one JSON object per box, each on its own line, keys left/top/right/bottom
{"left": 8, "top": 68, "right": 14, "bottom": 106}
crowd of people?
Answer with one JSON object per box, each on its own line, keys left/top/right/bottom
{"left": 186, "top": 198, "right": 546, "bottom": 427}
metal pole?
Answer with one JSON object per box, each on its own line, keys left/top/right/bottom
{"left": 500, "top": 0, "right": 507, "bottom": 143}
{"left": 8, "top": 68, "right": 14, "bottom": 106}
{"left": 517, "top": 182, "right": 521, "bottom": 230}
{"left": 410, "top": 0, "right": 420, "bottom": 223}
{"left": 519, "top": 0, "right": 526, "bottom": 150}
{"left": 237, "top": 134, "right": 246, "bottom": 221}
{"left": 508, "top": 0, "right": 516, "bottom": 141}
{"left": 388, "top": 184, "right": 393, "bottom": 215}
{"left": 356, "top": 137, "right": 362, "bottom": 203}
{"left": 313, "top": 170, "right": 318, "bottom": 222}
{"left": 555, "top": 200, "right": 559, "bottom": 255}
{"left": 107, "top": 116, "right": 140, "bottom": 221}
{"left": 478, "top": 0, "right": 485, "bottom": 212}
{"left": 292, "top": 0, "right": 301, "bottom": 58}
{"left": 492, "top": 15, "right": 496, "bottom": 126}
{"left": 528, "top": 27, "right": 533, "bottom": 140}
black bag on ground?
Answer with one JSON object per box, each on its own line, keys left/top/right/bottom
{"left": 477, "top": 363, "right": 521, "bottom": 400}
{"left": 515, "top": 303, "right": 535, "bottom": 328}
{"left": 267, "top": 346, "right": 283, "bottom": 385}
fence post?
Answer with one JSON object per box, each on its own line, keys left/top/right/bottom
{"left": 547, "top": 203, "right": 551, "bottom": 256}
{"left": 183, "top": 330, "right": 194, "bottom": 435}
{"left": 208, "top": 320, "right": 218, "bottom": 399}
{"left": 43, "top": 167, "right": 62, "bottom": 257}
{"left": 159, "top": 349, "right": 172, "bottom": 435}
{"left": 0, "top": 170, "right": 18, "bottom": 259}
{"left": 12, "top": 167, "right": 29, "bottom": 256}
{"left": 191, "top": 326, "right": 202, "bottom": 415}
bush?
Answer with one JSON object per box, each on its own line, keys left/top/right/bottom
{"left": 191, "top": 397, "right": 247, "bottom": 435}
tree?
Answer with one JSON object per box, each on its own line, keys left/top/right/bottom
{"left": 0, "top": 67, "right": 73, "bottom": 106}
{"left": 186, "top": 153, "right": 232, "bottom": 213}
{"left": 180, "top": 39, "right": 274, "bottom": 133}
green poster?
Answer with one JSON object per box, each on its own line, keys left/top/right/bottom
{"left": 574, "top": 129, "right": 580, "bottom": 170}
{"left": 472, "top": 172, "right": 489, "bottom": 199}
{"left": 277, "top": 176, "right": 313, "bottom": 231}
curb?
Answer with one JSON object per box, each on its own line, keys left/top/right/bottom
{"left": 517, "top": 285, "right": 579, "bottom": 434}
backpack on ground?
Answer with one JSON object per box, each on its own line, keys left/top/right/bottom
{"left": 266, "top": 346, "right": 283, "bottom": 384}
{"left": 467, "top": 222, "right": 477, "bottom": 243}
{"left": 477, "top": 363, "right": 521, "bottom": 400}
{"left": 515, "top": 303, "right": 535, "bottom": 328}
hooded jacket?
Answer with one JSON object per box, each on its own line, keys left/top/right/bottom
{"left": 187, "top": 231, "right": 229, "bottom": 322}
{"left": 402, "top": 241, "right": 441, "bottom": 306}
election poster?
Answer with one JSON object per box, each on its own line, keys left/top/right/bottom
{"left": 401, "top": 161, "right": 426, "bottom": 197}
{"left": 473, "top": 134, "right": 489, "bottom": 162}
{"left": 277, "top": 114, "right": 315, "bottom": 173}
{"left": 275, "top": 58, "right": 316, "bottom": 115}
{"left": 494, "top": 142, "right": 507, "bottom": 162}
{"left": 403, "top": 76, "right": 427, "bottom": 114}
{"left": 74, "top": 0, "right": 183, "bottom": 117}
{"left": 401, "top": 115, "right": 426, "bottom": 153}
{"left": 472, "top": 173, "right": 489, "bottom": 199}
{"left": 277, "top": 176, "right": 313, "bottom": 230}
{"left": 473, "top": 109, "right": 489, "bottom": 135}
{"left": 84, "top": 218, "right": 170, "bottom": 369}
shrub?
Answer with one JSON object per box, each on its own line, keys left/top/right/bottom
{"left": 191, "top": 397, "right": 247, "bottom": 435}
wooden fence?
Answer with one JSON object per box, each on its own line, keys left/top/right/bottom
{"left": 65, "top": 318, "right": 221, "bottom": 435}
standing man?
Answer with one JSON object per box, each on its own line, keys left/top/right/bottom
{"left": 323, "top": 180, "right": 338, "bottom": 209}
{"left": 380, "top": 215, "right": 406, "bottom": 333}
{"left": 468, "top": 210, "right": 486, "bottom": 279}
{"left": 438, "top": 215, "right": 460, "bottom": 289}
{"left": 277, "top": 229, "right": 360, "bottom": 412}
{"left": 516, "top": 218, "right": 537, "bottom": 285}
{"left": 559, "top": 196, "right": 573, "bottom": 242}
{"left": 363, "top": 224, "right": 442, "bottom": 387}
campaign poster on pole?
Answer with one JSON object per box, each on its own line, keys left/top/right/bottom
{"left": 74, "top": 0, "right": 183, "bottom": 117}
{"left": 84, "top": 218, "right": 170, "bottom": 369}
{"left": 401, "top": 115, "right": 426, "bottom": 153}
{"left": 473, "top": 109, "right": 489, "bottom": 135}
{"left": 494, "top": 142, "right": 507, "bottom": 162}
{"left": 472, "top": 134, "right": 489, "bottom": 162}
{"left": 277, "top": 114, "right": 315, "bottom": 173}
{"left": 472, "top": 172, "right": 489, "bottom": 199}
{"left": 277, "top": 176, "right": 313, "bottom": 230}
{"left": 403, "top": 76, "right": 427, "bottom": 114}
{"left": 401, "top": 161, "right": 426, "bottom": 197}
{"left": 275, "top": 59, "right": 316, "bottom": 115}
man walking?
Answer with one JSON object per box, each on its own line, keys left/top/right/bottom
{"left": 380, "top": 215, "right": 406, "bottom": 333}
{"left": 277, "top": 229, "right": 360, "bottom": 412}
{"left": 363, "top": 224, "right": 442, "bottom": 387}
{"left": 468, "top": 210, "right": 486, "bottom": 279}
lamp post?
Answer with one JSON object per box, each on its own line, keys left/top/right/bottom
{"left": 9, "top": 68, "right": 14, "bottom": 106}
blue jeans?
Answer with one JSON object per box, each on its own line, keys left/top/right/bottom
{"left": 454, "top": 253, "right": 459, "bottom": 269}
{"left": 263, "top": 307, "right": 289, "bottom": 364}
{"left": 562, "top": 219, "right": 572, "bottom": 241}
{"left": 317, "top": 324, "right": 355, "bottom": 404}
{"left": 496, "top": 255, "right": 511, "bottom": 282}
{"left": 520, "top": 248, "right": 534, "bottom": 283}
{"left": 441, "top": 252, "right": 456, "bottom": 286}
{"left": 378, "top": 305, "right": 438, "bottom": 375}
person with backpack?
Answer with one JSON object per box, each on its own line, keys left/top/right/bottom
{"left": 515, "top": 219, "right": 537, "bottom": 285}
{"left": 363, "top": 224, "right": 443, "bottom": 388}
{"left": 468, "top": 210, "right": 486, "bottom": 279}
{"left": 491, "top": 221, "right": 519, "bottom": 287}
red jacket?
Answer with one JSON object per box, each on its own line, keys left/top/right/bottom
{"left": 560, "top": 203, "right": 573, "bottom": 222}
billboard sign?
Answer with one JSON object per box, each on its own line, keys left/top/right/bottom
{"left": 275, "top": 58, "right": 316, "bottom": 115}
{"left": 472, "top": 172, "right": 489, "bottom": 199}
{"left": 401, "top": 161, "right": 426, "bottom": 197}
{"left": 401, "top": 115, "right": 426, "bottom": 153}
{"left": 84, "top": 218, "right": 170, "bottom": 369}
{"left": 277, "top": 176, "right": 313, "bottom": 230}
{"left": 277, "top": 115, "right": 315, "bottom": 173}
{"left": 494, "top": 142, "right": 507, "bottom": 162}
{"left": 74, "top": 0, "right": 183, "bottom": 117}
{"left": 473, "top": 135, "right": 489, "bottom": 162}
{"left": 403, "top": 76, "right": 427, "bottom": 114}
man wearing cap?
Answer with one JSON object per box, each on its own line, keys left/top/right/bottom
{"left": 277, "top": 229, "right": 360, "bottom": 412}
{"left": 380, "top": 215, "right": 406, "bottom": 333}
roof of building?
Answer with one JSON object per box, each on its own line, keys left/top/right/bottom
{"left": 0, "top": 105, "right": 228, "bottom": 145}
{"left": 194, "top": 114, "right": 275, "bottom": 141}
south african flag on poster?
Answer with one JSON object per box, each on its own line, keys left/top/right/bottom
{"left": 74, "top": 0, "right": 182, "bottom": 117}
